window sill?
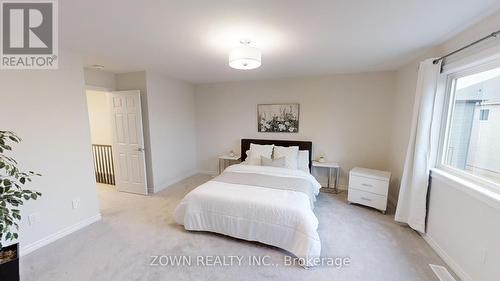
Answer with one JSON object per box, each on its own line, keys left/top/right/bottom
{"left": 430, "top": 168, "right": 500, "bottom": 211}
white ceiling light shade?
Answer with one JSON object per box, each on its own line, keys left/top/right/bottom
{"left": 229, "top": 40, "right": 261, "bottom": 70}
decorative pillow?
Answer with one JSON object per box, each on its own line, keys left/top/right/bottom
{"left": 247, "top": 143, "right": 274, "bottom": 165}
{"left": 261, "top": 156, "right": 286, "bottom": 168}
{"left": 243, "top": 150, "right": 258, "bottom": 165}
{"left": 297, "top": 150, "right": 310, "bottom": 172}
{"left": 273, "top": 145, "right": 299, "bottom": 169}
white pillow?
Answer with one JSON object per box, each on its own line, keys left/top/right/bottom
{"left": 247, "top": 143, "right": 274, "bottom": 165}
{"left": 273, "top": 146, "right": 299, "bottom": 169}
{"left": 243, "top": 150, "right": 258, "bottom": 165}
{"left": 297, "top": 150, "right": 310, "bottom": 172}
{"left": 261, "top": 156, "right": 286, "bottom": 168}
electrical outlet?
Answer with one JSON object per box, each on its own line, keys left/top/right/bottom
{"left": 28, "top": 213, "right": 39, "bottom": 226}
{"left": 72, "top": 198, "right": 81, "bottom": 210}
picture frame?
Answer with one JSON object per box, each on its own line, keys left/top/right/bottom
{"left": 257, "top": 103, "right": 300, "bottom": 133}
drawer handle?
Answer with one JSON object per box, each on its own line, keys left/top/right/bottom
{"left": 360, "top": 197, "right": 372, "bottom": 201}
{"left": 361, "top": 183, "right": 373, "bottom": 187}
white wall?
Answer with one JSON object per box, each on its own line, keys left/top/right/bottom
{"left": 0, "top": 51, "right": 101, "bottom": 254}
{"left": 115, "top": 71, "right": 198, "bottom": 193}
{"left": 86, "top": 91, "right": 112, "bottom": 145}
{"left": 83, "top": 68, "right": 116, "bottom": 90}
{"left": 146, "top": 72, "right": 197, "bottom": 192}
{"left": 425, "top": 172, "right": 500, "bottom": 281}
{"left": 390, "top": 10, "right": 500, "bottom": 281}
{"left": 195, "top": 72, "right": 397, "bottom": 187}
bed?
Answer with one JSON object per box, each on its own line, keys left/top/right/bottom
{"left": 174, "top": 139, "right": 321, "bottom": 265}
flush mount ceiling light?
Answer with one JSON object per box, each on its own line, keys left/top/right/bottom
{"left": 229, "top": 39, "right": 261, "bottom": 70}
{"left": 91, "top": 64, "right": 105, "bottom": 70}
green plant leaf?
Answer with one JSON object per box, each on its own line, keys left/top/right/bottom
{"left": 0, "top": 131, "right": 42, "bottom": 244}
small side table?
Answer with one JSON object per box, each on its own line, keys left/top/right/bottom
{"left": 312, "top": 161, "right": 341, "bottom": 194}
{"left": 218, "top": 155, "right": 241, "bottom": 174}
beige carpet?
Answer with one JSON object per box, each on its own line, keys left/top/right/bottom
{"left": 21, "top": 174, "right": 455, "bottom": 281}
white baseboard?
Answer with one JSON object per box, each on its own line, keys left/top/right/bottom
{"left": 154, "top": 169, "right": 199, "bottom": 193}
{"left": 430, "top": 264, "right": 457, "bottom": 281}
{"left": 422, "top": 234, "right": 473, "bottom": 281}
{"left": 20, "top": 213, "right": 102, "bottom": 257}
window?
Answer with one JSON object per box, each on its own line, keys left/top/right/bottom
{"left": 479, "top": 109, "right": 489, "bottom": 120}
{"left": 441, "top": 62, "right": 500, "bottom": 188}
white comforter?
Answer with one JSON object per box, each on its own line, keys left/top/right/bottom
{"left": 174, "top": 164, "right": 322, "bottom": 262}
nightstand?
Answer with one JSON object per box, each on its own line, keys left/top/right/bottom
{"left": 348, "top": 167, "right": 391, "bottom": 214}
{"left": 217, "top": 155, "right": 241, "bottom": 174}
{"left": 312, "top": 161, "right": 340, "bottom": 193}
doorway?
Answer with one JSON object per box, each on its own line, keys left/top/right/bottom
{"left": 85, "top": 89, "right": 148, "bottom": 195}
{"left": 87, "top": 90, "right": 115, "bottom": 187}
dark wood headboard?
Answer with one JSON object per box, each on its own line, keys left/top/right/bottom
{"left": 241, "top": 139, "right": 313, "bottom": 171}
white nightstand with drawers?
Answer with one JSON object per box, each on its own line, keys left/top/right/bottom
{"left": 347, "top": 167, "right": 391, "bottom": 214}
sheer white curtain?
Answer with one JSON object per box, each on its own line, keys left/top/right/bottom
{"left": 395, "top": 58, "right": 442, "bottom": 233}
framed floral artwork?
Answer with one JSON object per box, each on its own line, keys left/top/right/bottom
{"left": 257, "top": 104, "right": 299, "bottom": 133}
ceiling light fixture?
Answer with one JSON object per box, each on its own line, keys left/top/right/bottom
{"left": 229, "top": 39, "right": 261, "bottom": 70}
{"left": 91, "top": 64, "right": 105, "bottom": 70}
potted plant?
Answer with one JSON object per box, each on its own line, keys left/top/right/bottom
{"left": 0, "top": 131, "right": 42, "bottom": 281}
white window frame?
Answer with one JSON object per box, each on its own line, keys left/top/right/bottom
{"left": 479, "top": 109, "right": 489, "bottom": 120}
{"left": 436, "top": 58, "right": 500, "bottom": 193}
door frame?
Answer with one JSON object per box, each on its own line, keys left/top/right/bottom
{"left": 85, "top": 86, "right": 149, "bottom": 195}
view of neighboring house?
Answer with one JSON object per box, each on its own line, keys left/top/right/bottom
{"left": 446, "top": 70, "right": 500, "bottom": 184}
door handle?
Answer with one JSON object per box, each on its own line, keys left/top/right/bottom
{"left": 137, "top": 148, "right": 145, "bottom": 152}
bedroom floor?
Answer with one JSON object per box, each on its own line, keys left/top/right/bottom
{"left": 21, "top": 174, "right": 456, "bottom": 281}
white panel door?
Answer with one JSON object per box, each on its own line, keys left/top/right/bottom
{"left": 110, "top": 90, "right": 147, "bottom": 195}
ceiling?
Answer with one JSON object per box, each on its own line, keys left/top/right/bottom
{"left": 60, "top": 0, "right": 500, "bottom": 84}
